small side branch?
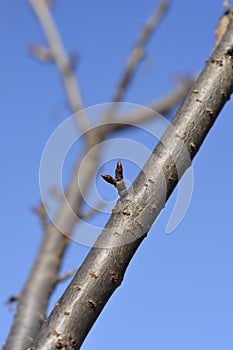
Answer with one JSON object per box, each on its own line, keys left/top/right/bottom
{"left": 111, "top": 77, "right": 195, "bottom": 130}
{"left": 56, "top": 269, "right": 76, "bottom": 283}
{"left": 31, "top": 200, "right": 48, "bottom": 230}
{"left": 112, "top": 0, "right": 170, "bottom": 104}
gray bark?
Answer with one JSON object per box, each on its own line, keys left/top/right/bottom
{"left": 27, "top": 17, "right": 233, "bottom": 350}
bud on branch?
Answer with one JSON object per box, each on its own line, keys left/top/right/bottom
{"left": 101, "top": 160, "right": 128, "bottom": 199}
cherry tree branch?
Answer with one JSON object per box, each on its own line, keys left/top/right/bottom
{"left": 28, "top": 14, "right": 233, "bottom": 350}
{"left": 3, "top": 2, "right": 195, "bottom": 349}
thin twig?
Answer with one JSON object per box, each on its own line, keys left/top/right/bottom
{"left": 29, "top": 44, "right": 54, "bottom": 61}
{"left": 29, "top": 0, "right": 89, "bottom": 132}
{"left": 31, "top": 200, "right": 48, "bottom": 230}
{"left": 112, "top": 0, "right": 170, "bottom": 104}
{"left": 111, "top": 77, "right": 195, "bottom": 130}
{"left": 56, "top": 269, "right": 76, "bottom": 283}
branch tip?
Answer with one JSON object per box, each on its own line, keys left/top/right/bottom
{"left": 101, "top": 174, "right": 116, "bottom": 186}
{"left": 29, "top": 44, "right": 54, "bottom": 62}
{"left": 115, "top": 160, "right": 123, "bottom": 180}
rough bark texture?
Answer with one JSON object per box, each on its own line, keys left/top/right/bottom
{"left": 27, "top": 18, "right": 233, "bottom": 350}
{"left": 3, "top": 2, "right": 194, "bottom": 350}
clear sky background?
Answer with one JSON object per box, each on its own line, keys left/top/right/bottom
{"left": 1, "top": 1, "right": 233, "bottom": 349}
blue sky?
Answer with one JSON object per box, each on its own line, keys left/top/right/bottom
{"left": 1, "top": 1, "right": 233, "bottom": 349}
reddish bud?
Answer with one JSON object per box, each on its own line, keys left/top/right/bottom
{"left": 115, "top": 160, "right": 123, "bottom": 180}
{"left": 101, "top": 174, "right": 116, "bottom": 186}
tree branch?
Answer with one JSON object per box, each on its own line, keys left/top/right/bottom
{"left": 3, "top": 128, "right": 105, "bottom": 350}
{"left": 4, "top": 3, "right": 174, "bottom": 348}
{"left": 31, "top": 200, "right": 48, "bottom": 230}
{"left": 28, "top": 14, "right": 233, "bottom": 350}
{"left": 111, "top": 77, "right": 195, "bottom": 131}
{"left": 29, "top": 0, "right": 89, "bottom": 132}
{"left": 3, "top": 1, "right": 93, "bottom": 347}
{"left": 4, "top": 2, "right": 220, "bottom": 349}
{"left": 111, "top": 0, "right": 170, "bottom": 104}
